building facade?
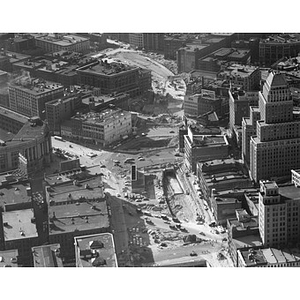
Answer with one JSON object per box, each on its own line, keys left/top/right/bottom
{"left": 184, "top": 127, "right": 229, "bottom": 172}
{"left": 242, "top": 107, "right": 260, "bottom": 165}
{"left": 249, "top": 72, "right": 300, "bottom": 182}
{"left": 61, "top": 108, "right": 132, "bottom": 146}
{"left": 8, "top": 77, "right": 64, "bottom": 119}
{"left": 74, "top": 233, "right": 118, "bottom": 267}
{"left": 77, "top": 60, "right": 151, "bottom": 97}
{"left": 45, "top": 94, "right": 82, "bottom": 135}
{"left": 0, "top": 118, "right": 52, "bottom": 174}
{"left": 34, "top": 34, "right": 90, "bottom": 53}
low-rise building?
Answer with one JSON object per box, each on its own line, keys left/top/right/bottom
{"left": 237, "top": 247, "right": 300, "bottom": 267}
{"left": 0, "top": 249, "right": 19, "bottom": 267}
{"left": 0, "top": 208, "right": 39, "bottom": 266}
{"left": 74, "top": 233, "right": 118, "bottom": 267}
{"left": 44, "top": 175, "right": 110, "bottom": 263}
{"left": 32, "top": 244, "right": 63, "bottom": 267}
{"left": 227, "top": 213, "right": 262, "bottom": 266}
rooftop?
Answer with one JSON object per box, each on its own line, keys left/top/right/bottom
{"left": 279, "top": 183, "right": 300, "bottom": 201}
{"left": 265, "top": 71, "right": 288, "bottom": 88}
{"left": 72, "top": 108, "right": 130, "bottom": 125}
{"left": 232, "top": 234, "right": 262, "bottom": 249}
{"left": 228, "top": 216, "right": 259, "bottom": 231}
{"left": 0, "top": 249, "right": 19, "bottom": 267}
{"left": 239, "top": 247, "right": 300, "bottom": 266}
{"left": 9, "top": 76, "right": 63, "bottom": 95}
{"left": 0, "top": 128, "right": 15, "bottom": 142}
{"left": 0, "top": 180, "right": 31, "bottom": 207}
{"left": 191, "top": 134, "right": 228, "bottom": 147}
{"left": 2, "top": 209, "right": 38, "bottom": 241}
{"left": 0, "top": 106, "right": 29, "bottom": 124}
{"left": 32, "top": 244, "right": 63, "bottom": 267}
{"left": 35, "top": 34, "right": 89, "bottom": 46}
{"left": 77, "top": 60, "right": 138, "bottom": 76}
{"left": 261, "top": 34, "right": 300, "bottom": 44}
{"left": 221, "top": 64, "right": 259, "bottom": 78}
{"left": 49, "top": 199, "right": 109, "bottom": 235}
{"left": 13, "top": 120, "right": 48, "bottom": 142}
{"left": 75, "top": 233, "right": 117, "bottom": 267}
{"left": 45, "top": 176, "right": 105, "bottom": 203}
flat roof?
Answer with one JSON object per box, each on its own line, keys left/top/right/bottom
{"left": 232, "top": 234, "right": 262, "bottom": 249}
{"left": 2, "top": 209, "right": 38, "bottom": 241}
{"left": 262, "top": 181, "right": 278, "bottom": 190}
{"left": 0, "top": 107, "right": 29, "bottom": 124}
{"left": 35, "top": 34, "right": 89, "bottom": 46}
{"left": 0, "top": 181, "right": 32, "bottom": 207}
{"left": 9, "top": 78, "right": 63, "bottom": 96}
{"left": 32, "top": 244, "right": 63, "bottom": 267}
{"left": 78, "top": 60, "right": 138, "bottom": 76}
{"left": 0, "top": 249, "right": 19, "bottom": 267}
{"left": 0, "top": 128, "right": 15, "bottom": 142}
{"left": 239, "top": 246, "right": 300, "bottom": 266}
{"left": 72, "top": 108, "right": 130, "bottom": 125}
{"left": 279, "top": 183, "right": 300, "bottom": 201}
{"left": 49, "top": 200, "right": 109, "bottom": 235}
{"left": 46, "top": 176, "right": 105, "bottom": 203}
{"left": 191, "top": 134, "right": 227, "bottom": 147}
{"left": 228, "top": 216, "right": 259, "bottom": 230}
{"left": 75, "top": 233, "right": 117, "bottom": 267}
{"left": 13, "top": 121, "right": 47, "bottom": 141}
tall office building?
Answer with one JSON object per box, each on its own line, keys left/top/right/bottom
{"left": 249, "top": 72, "right": 300, "bottom": 182}
{"left": 258, "top": 180, "right": 287, "bottom": 247}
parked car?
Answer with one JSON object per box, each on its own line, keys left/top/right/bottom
{"left": 190, "top": 251, "right": 197, "bottom": 257}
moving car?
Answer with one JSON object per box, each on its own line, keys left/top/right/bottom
{"left": 190, "top": 251, "right": 197, "bottom": 257}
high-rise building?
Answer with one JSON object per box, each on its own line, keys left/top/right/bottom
{"left": 249, "top": 72, "right": 300, "bottom": 182}
{"left": 258, "top": 180, "right": 287, "bottom": 247}
{"left": 242, "top": 107, "right": 260, "bottom": 165}
{"left": 258, "top": 176, "right": 300, "bottom": 248}
{"left": 128, "top": 33, "right": 144, "bottom": 49}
